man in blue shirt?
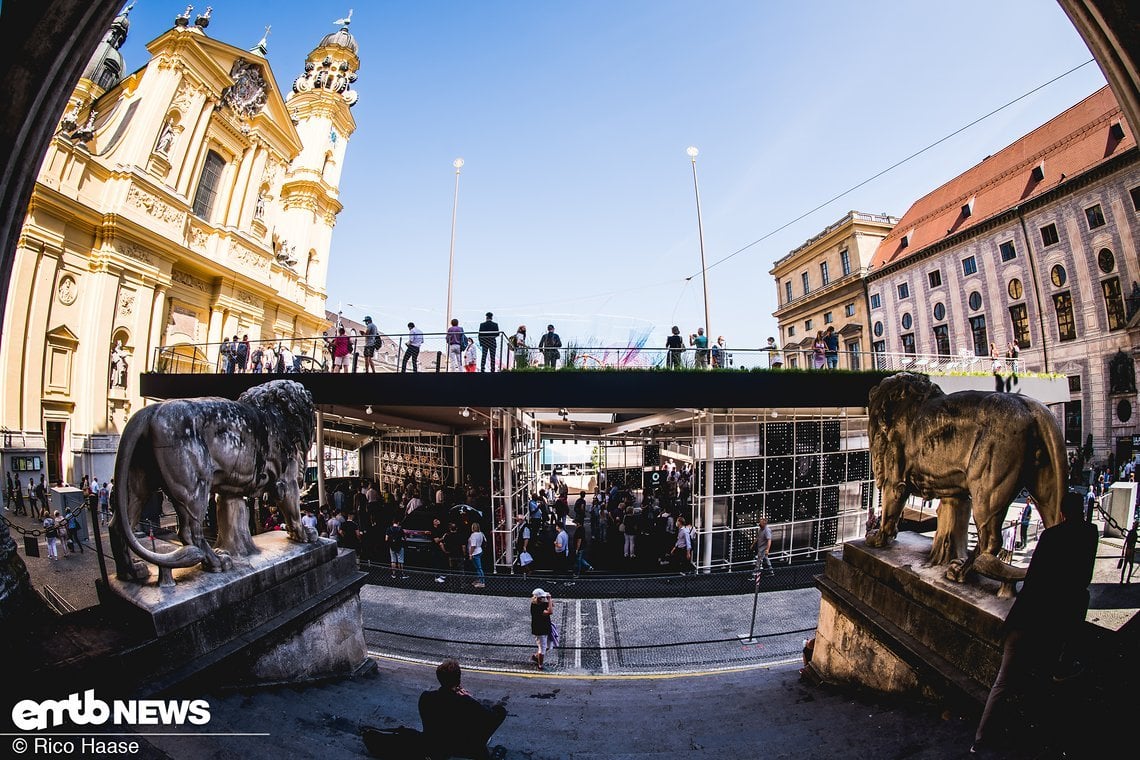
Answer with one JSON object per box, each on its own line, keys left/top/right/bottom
{"left": 823, "top": 326, "right": 840, "bottom": 370}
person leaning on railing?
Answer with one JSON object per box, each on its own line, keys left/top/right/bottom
{"left": 666, "top": 326, "right": 684, "bottom": 369}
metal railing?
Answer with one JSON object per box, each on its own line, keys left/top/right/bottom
{"left": 149, "top": 336, "right": 1042, "bottom": 376}
{"left": 150, "top": 331, "right": 513, "bottom": 375}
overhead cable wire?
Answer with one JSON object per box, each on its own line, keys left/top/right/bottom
{"left": 685, "top": 58, "right": 1097, "bottom": 280}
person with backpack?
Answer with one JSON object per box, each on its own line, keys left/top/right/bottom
{"left": 386, "top": 517, "right": 407, "bottom": 579}
{"left": 538, "top": 324, "right": 562, "bottom": 369}
{"left": 511, "top": 325, "right": 529, "bottom": 369}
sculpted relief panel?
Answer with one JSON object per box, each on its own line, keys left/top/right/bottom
{"left": 126, "top": 185, "right": 186, "bottom": 228}
{"left": 229, "top": 240, "right": 271, "bottom": 276}
{"left": 170, "top": 269, "right": 210, "bottom": 293}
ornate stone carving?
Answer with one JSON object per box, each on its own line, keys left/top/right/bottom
{"left": 261, "top": 158, "right": 281, "bottom": 188}
{"left": 118, "top": 242, "right": 154, "bottom": 265}
{"left": 118, "top": 291, "right": 136, "bottom": 317}
{"left": 222, "top": 60, "right": 268, "bottom": 120}
{"left": 126, "top": 185, "right": 185, "bottom": 227}
{"left": 56, "top": 275, "right": 77, "bottom": 305}
{"left": 155, "top": 120, "right": 176, "bottom": 155}
{"left": 236, "top": 290, "right": 260, "bottom": 308}
{"left": 170, "top": 269, "right": 210, "bottom": 292}
{"left": 229, "top": 241, "right": 270, "bottom": 275}
{"left": 171, "top": 79, "right": 200, "bottom": 113}
{"left": 187, "top": 224, "right": 208, "bottom": 250}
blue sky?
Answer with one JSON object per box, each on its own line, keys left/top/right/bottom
{"left": 119, "top": 1, "right": 1107, "bottom": 350}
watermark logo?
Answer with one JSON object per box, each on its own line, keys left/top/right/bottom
{"left": 11, "top": 690, "right": 210, "bottom": 731}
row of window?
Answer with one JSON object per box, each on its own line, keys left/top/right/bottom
{"left": 871, "top": 275, "right": 1130, "bottom": 355}
{"left": 786, "top": 302, "right": 858, "bottom": 337}
{"left": 872, "top": 246, "right": 1119, "bottom": 308}
{"left": 782, "top": 250, "right": 854, "bottom": 304}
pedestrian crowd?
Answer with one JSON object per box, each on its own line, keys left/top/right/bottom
{"left": 303, "top": 473, "right": 495, "bottom": 589}
{"left": 210, "top": 315, "right": 799, "bottom": 374}
{"left": 3, "top": 472, "right": 116, "bottom": 559}
{"left": 513, "top": 460, "right": 699, "bottom": 578}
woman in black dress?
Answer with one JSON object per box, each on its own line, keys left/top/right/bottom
{"left": 529, "top": 588, "right": 553, "bottom": 670}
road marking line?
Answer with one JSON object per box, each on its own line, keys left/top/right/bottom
{"left": 367, "top": 651, "right": 799, "bottom": 679}
{"left": 574, "top": 599, "right": 582, "bottom": 671}
{"left": 596, "top": 600, "right": 609, "bottom": 674}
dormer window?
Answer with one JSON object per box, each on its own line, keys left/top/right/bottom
{"left": 961, "top": 197, "right": 975, "bottom": 218}
{"left": 1031, "top": 162, "right": 1045, "bottom": 182}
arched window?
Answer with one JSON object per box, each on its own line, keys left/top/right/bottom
{"left": 97, "top": 61, "right": 119, "bottom": 90}
{"left": 192, "top": 150, "right": 226, "bottom": 220}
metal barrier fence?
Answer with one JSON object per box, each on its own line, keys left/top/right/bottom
{"left": 357, "top": 559, "right": 823, "bottom": 598}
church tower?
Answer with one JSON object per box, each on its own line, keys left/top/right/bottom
{"left": 281, "top": 12, "right": 361, "bottom": 294}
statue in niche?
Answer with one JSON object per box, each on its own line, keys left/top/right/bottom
{"left": 1127, "top": 281, "right": 1140, "bottom": 320}
{"left": 254, "top": 192, "right": 266, "bottom": 220}
{"left": 1109, "top": 350, "right": 1136, "bottom": 394}
{"left": 866, "top": 372, "right": 1065, "bottom": 594}
{"left": 110, "top": 340, "right": 128, "bottom": 389}
{"left": 109, "top": 380, "right": 316, "bottom": 587}
{"left": 155, "top": 120, "right": 175, "bottom": 155}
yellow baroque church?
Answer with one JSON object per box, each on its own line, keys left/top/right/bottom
{"left": 0, "top": 5, "right": 359, "bottom": 486}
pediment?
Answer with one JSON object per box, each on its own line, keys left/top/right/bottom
{"left": 45, "top": 325, "right": 80, "bottom": 348}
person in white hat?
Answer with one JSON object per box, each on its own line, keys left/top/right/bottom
{"left": 529, "top": 588, "right": 553, "bottom": 670}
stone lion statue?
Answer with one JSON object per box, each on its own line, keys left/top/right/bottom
{"left": 109, "top": 380, "right": 316, "bottom": 586}
{"left": 865, "top": 373, "right": 1065, "bottom": 587}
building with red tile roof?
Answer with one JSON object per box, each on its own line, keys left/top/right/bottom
{"left": 866, "top": 85, "right": 1140, "bottom": 464}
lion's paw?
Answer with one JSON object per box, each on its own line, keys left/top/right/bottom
{"left": 945, "top": 559, "right": 969, "bottom": 583}
{"left": 117, "top": 560, "right": 151, "bottom": 583}
{"left": 865, "top": 530, "right": 892, "bottom": 548}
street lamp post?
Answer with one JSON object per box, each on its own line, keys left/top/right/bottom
{"left": 446, "top": 157, "right": 464, "bottom": 332}
{"left": 687, "top": 146, "right": 711, "bottom": 343}
{"left": 688, "top": 146, "right": 714, "bottom": 574}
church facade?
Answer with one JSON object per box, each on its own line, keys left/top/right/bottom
{"left": 0, "top": 6, "right": 360, "bottom": 485}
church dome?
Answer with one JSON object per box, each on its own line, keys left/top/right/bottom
{"left": 80, "top": 3, "right": 132, "bottom": 90}
{"left": 319, "top": 26, "right": 358, "bottom": 55}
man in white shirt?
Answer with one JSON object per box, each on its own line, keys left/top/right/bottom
{"left": 401, "top": 321, "right": 424, "bottom": 373}
{"left": 301, "top": 509, "right": 318, "bottom": 539}
{"left": 554, "top": 524, "right": 570, "bottom": 575}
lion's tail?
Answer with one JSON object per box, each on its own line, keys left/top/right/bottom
{"left": 1030, "top": 401, "right": 1067, "bottom": 530}
{"left": 112, "top": 406, "right": 204, "bottom": 571}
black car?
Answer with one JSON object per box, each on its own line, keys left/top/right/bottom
{"left": 399, "top": 505, "right": 450, "bottom": 568}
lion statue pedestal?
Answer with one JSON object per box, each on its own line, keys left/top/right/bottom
{"left": 97, "top": 530, "right": 373, "bottom": 692}
{"left": 810, "top": 532, "right": 1011, "bottom": 707}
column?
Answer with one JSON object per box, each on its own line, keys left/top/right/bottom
{"left": 316, "top": 409, "right": 326, "bottom": 511}
{"left": 145, "top": 284, "right": 167, "bottom": 373}
{"left": 701, "top": 413, "right": 714, "bottom": 572}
